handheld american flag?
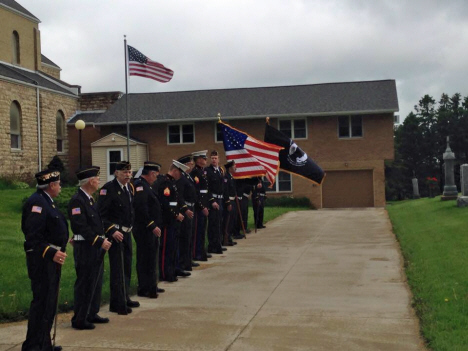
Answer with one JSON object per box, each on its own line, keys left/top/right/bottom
{"left": 127, "top": 45, "right": 174, "bottom": 83}
{"left": 220, "top": 122, "right": 283, "bottom": 186}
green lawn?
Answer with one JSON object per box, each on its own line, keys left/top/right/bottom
{"left": 0, "top": 188, "right": 308, "bottom": 322}
{"left": 387, "top": 197, "right": 468, "bottom": 351}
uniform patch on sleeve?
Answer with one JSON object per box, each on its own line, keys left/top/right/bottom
{"left": 136, "top": 186, "right": 144, "bottom": 192}
{"left": 100, "top": 189, "right": 107, "bottom": 195}
{"left": 31, "top": 206, "right": 42, "bottom": 214}
{"left": 72, "top": 207, "right": 81, "bottom": 215}
{"left": 164, "top": 187, "right": 170, "bottom": 196}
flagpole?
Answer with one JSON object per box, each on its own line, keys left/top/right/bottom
{"left": 124, "top": 35, "right": 130, "bottom": 160}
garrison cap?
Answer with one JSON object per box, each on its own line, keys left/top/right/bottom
{"left": 76, "top": 166, "right": 100, "bottom": 180}
{"left": 143, "top": 161, "right": 161, "bottom": 172}
{"left": 191, "top": 150, "right": 207, "bottom": 159}
{"left": 177, "top": 155, "right": 192, "bottom": 164}
{"left": 172, "top": 160, "right": 190, "bottom": 173}
{"left": 224, "top": 160, "right": 235, "bottom": 169}
{"left": 115, "top": 161, "right": 131, "bottom": 171}
{"left": 35, "top": 169, "right": 60, "bottom": 185}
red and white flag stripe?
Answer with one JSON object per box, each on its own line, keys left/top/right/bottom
{"left": 129, "top": 59, "right": 174, "bottom": 83}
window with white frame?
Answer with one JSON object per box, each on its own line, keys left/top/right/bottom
{"left": 10, "top": 101, "right": 21, "bottom": 149}
{"left": 338, "top": 115, "right": 362, "bottom": 138}
{"left": 265, "top": 171, "right": 292, "bottom": 192}
{"left": 168, "top": 124, "right": 194, "bottom": 144}
{"left": 56, "top": 110, "right": 65, "bottom": 152}
{"left": 278, "top": 119, "right": 307, "bottom": 139}
{"left": 215, "top": 122, "right": 223, "bottom": 143}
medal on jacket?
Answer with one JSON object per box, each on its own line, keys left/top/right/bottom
{"left": 164, "top": 187, "right": 170, "bottom": 196}
{"left": 194, "top": 176, "right": 199, "bottom": 184}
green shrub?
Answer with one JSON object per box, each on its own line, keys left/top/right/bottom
{"left": 21, "top": 186, "right": 77, "bottom": 215}
{"left": 264, "top": 196, "right": 313, "bottom": 209}
{"left": 0, "top": 178, "right": 30, "bottom": 190}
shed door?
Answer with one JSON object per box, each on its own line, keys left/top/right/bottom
{"left": 322, "top": 170, "right": 374, "bottom": 208}
{"left": 107, "top": 148, "right": 123, "bottom": 181}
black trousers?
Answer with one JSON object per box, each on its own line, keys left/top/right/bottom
{"left": 192, "top": 211, "right": 207, "bottom": 260}
{"left": 133, "top": 226, "right": 159, "bottom": 294}
{"left": 22, "top": 252, "right": 60, "bottom": 351}
{"left": 253, "top": 196, "right": 265, "bottom": 227}
{"left": 207, "top": 199, "right": 223, "bottom": 252}
{"left": 108, "top": 231, "right": 132, "bottom": 310}
{"left": 72, "top": 242, "right": 103, "bottom": 325}
{"left": 178, "top": 209, "right": 194, "bottom": 271}
{"left": 159, "top": 222, "right": 180, "bottom": 281}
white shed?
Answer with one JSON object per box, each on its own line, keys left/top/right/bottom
{"left": 91, "top": 133, "right": 148, "bottom": 186}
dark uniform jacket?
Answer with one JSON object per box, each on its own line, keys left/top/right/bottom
{"left": 68, "top": 188, "right": 105, "bottom": 247}
{"left": 224, "top": 170, "right": 236, "bottom": 207}
{"left": 176, "top": 172, "right": 197, "bottom": 212}
{"left": 22, "top": 189, "right": 68, "bottom": 259}
{"left": 156, "top": 174, "right": 180, "bottom": 226}
{"left": 205, "top": 165, "right": 224, "bottom": 205}
{"left": 190, "top": 165, "right": 209, "bottom": 211}
{"left": 252, "top": 177, "right": 267, "bottom": 200}
{"left": 133, "top": 177, "right": 162, "bottom": 231}
{"left": 97, "top": 178, "right": 135, "bottom": 237}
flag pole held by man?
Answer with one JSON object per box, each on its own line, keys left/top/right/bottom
{"left": 264, "top": 118, "right": 325, "bottom": 185}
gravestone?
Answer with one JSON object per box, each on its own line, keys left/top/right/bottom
{"left": 412, "top": 177, "right": 420, "bottom": 199}
{"left": 441, "top": 137, "right": 458, "bottom": 200}
{"left": 457, "top": 164, "right": 468, "bottom": 207}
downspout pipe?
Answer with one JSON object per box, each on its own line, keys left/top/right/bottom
{"left": 36, "top": 86, "right": 41, "bottom": 171}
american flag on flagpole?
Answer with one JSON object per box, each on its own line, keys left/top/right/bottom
{"left": 220, "top": 122, "right": 283, "bottom": 185}
{"left": 127, "top": 45, "right": 174, "bottom": 83}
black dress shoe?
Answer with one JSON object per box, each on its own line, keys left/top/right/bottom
{"left": 72, "top": 321, "right": 95, "bottom": 330}
{"left": 109, "top": 306, "right": 132, "bottom": 315}
{"left": 176, "top": 270, "right": 191, "bottom": 277}
{"left": 222, "top": 247, "right": 227, "bottom": 251}
{"left": 127, "top": 299, "right": 140, "bottom": 308}
{"left": 233, "top": 235, "right": 244, "bottom": 239}
{"left": 193, "top": 256, "right": 207, "bottom": 262}
{"left": 206, "top": 254, "right": 212, "bottom": 258}
{"left": 53, "top": 346, "right": 63, "bottom": 351}
{"left": 192, "top": 261, "right": 200, "bottom": 267}
{"left": 148, "top": 292, "right": 158, "bottom": 298}
{"left": 157, "top": 287, "right": 165, "bottom": 293}
{"left": 137, "top": 291, "right": 149, "bottom": 297}
{"left": 232, "top": 241, "right": 237, "bottom": 245}
{"left": 88, "top": 315, "right": 109, "bottom": 324}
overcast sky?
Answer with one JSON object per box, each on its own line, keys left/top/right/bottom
{"left": 18, "top": 0, "right": 468, "bottom": 120}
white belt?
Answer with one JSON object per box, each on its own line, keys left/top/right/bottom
{"left": 212, "top": 194, "right": 223, "bottom": 199}
{"left": 259, "top": 194, "right": 266, "bottom": 197}
{"left": 49, "top": 244, "right": 61, "bottom": 251}
{"left": 115, "top": 224, "right": 133, "bottom": 232}
{"left": 229, "top": 197, "right": 235, "bottom": 200}
{"left": 237, "top": 196, "right": 243, "bottom": 200}
{"left": 243, "top": 193, "right": 249, "bottom": 197}
{"left": 169, "top": 202, "right": 177, "bottom": 206}
{"left": 74, "top": 234, "right": 104, "bottom": 241}
{"left": 185, "top": 201, "right": 194, "bottom": 206}
{"left": 200, "top": 190, "right": 208, "bottom": 194}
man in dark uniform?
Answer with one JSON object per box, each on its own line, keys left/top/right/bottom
{"left": 222, "top": 160, "right": 237, "bottom": 246}
{"left": 133, "top": 162, "right": 163, "bottom": 298}
{"left": 252, "top": 177, "right": 267, "bottom": 229}
{"left": 157, "top": 160, "right": 187, "bottom": 282}
{"left": 176, "top": 155, "right": 196, "bottom": 274}
{"left": 22, "top": 169, "right": 68, "bottom": 351}
{"left": 69, "top": 166, "right": 112, "bottom": 330}
{"left": 206, "top": 150, "right": 225, "bottom": 254}
{"left": 97, "top": 161, "right": 139, "bottom": 315}
{"left": 190, "top": 150, "right": 210, "bottom": 262}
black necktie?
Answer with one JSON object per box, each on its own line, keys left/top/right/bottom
{"left": 123, "top": 185, "right": 131, "bottom": 203}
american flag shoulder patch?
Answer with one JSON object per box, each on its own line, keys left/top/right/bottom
{"left": 100, "top": 189, "right": 107, "bottom": 195}
{"left": 136, "top": 186, "right": 144, "bottom": 192}
{"left": 72, "top": 207, "right": 81, "bottom": 215}
{"left": 31, "top": 205, "right": 42, "bottom": 214}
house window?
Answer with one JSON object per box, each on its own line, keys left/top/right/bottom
{"left": 279, "top": 119, "right": 307, "bottom": 139}
{"left": 56, "top": 111, "right": 65, "bottom": 152}
{"left": 12, "top": 31, "right": 20, "bottom": 64}
{"left": 10, "top": 101, "right": 21, "bottom": 149}
{"left": 168, "top": 124, "right": 194, "bottom": 144}
{"left": 338, "top": 115, "right": 362, "bottom": 138}
{"left": 265, "top": 171, "right": 292, "bottom": 192}
{"left": 107, "top": 149, "right": 123, "bottom": 181}
{"left": 215, "top": 123, "right": 223, "bottom": 143}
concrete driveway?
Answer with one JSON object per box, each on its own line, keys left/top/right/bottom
{"left": 0, "top": 209, "right": 425, "bottom": 350}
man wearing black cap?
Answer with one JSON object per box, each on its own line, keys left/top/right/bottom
{"left": 190, "top": 150, "right": 210, "bottom": 262}
{"left": 223, "top": 160, "right": 237, "bottom": 246}
{"left": 206, "top": 150, "right": 225, "bottom": 254}
{"left": 21, "top": 169, "right": 68, "bottom": 351}
{"left": 157, "top": 161, "right": 187, "bottom": 282}
{"left": 133, "top": 162, "right": 163, "bottom": 298}
{"left": 97, "top": 161, "right": 139, "bottom": 315}
{"left": 69, "top": 166, "right": 112, "bottom": 330}
{"left": 175, "top": 155, "right": 196, "bottom": 275}
{"left": 252, "top": 177, "right": 267, "bottom": 229}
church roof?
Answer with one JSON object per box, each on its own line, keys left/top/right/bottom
{"left": 0, "top": 0, "right": 40, "bottom": 22}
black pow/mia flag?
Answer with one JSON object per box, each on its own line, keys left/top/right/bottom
{"left": 264, "top": 123, "right": 325, "bottom": 185}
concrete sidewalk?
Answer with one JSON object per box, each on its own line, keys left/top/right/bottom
{"left": 0, "top": 209, "right": 425, "bottom": 350}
